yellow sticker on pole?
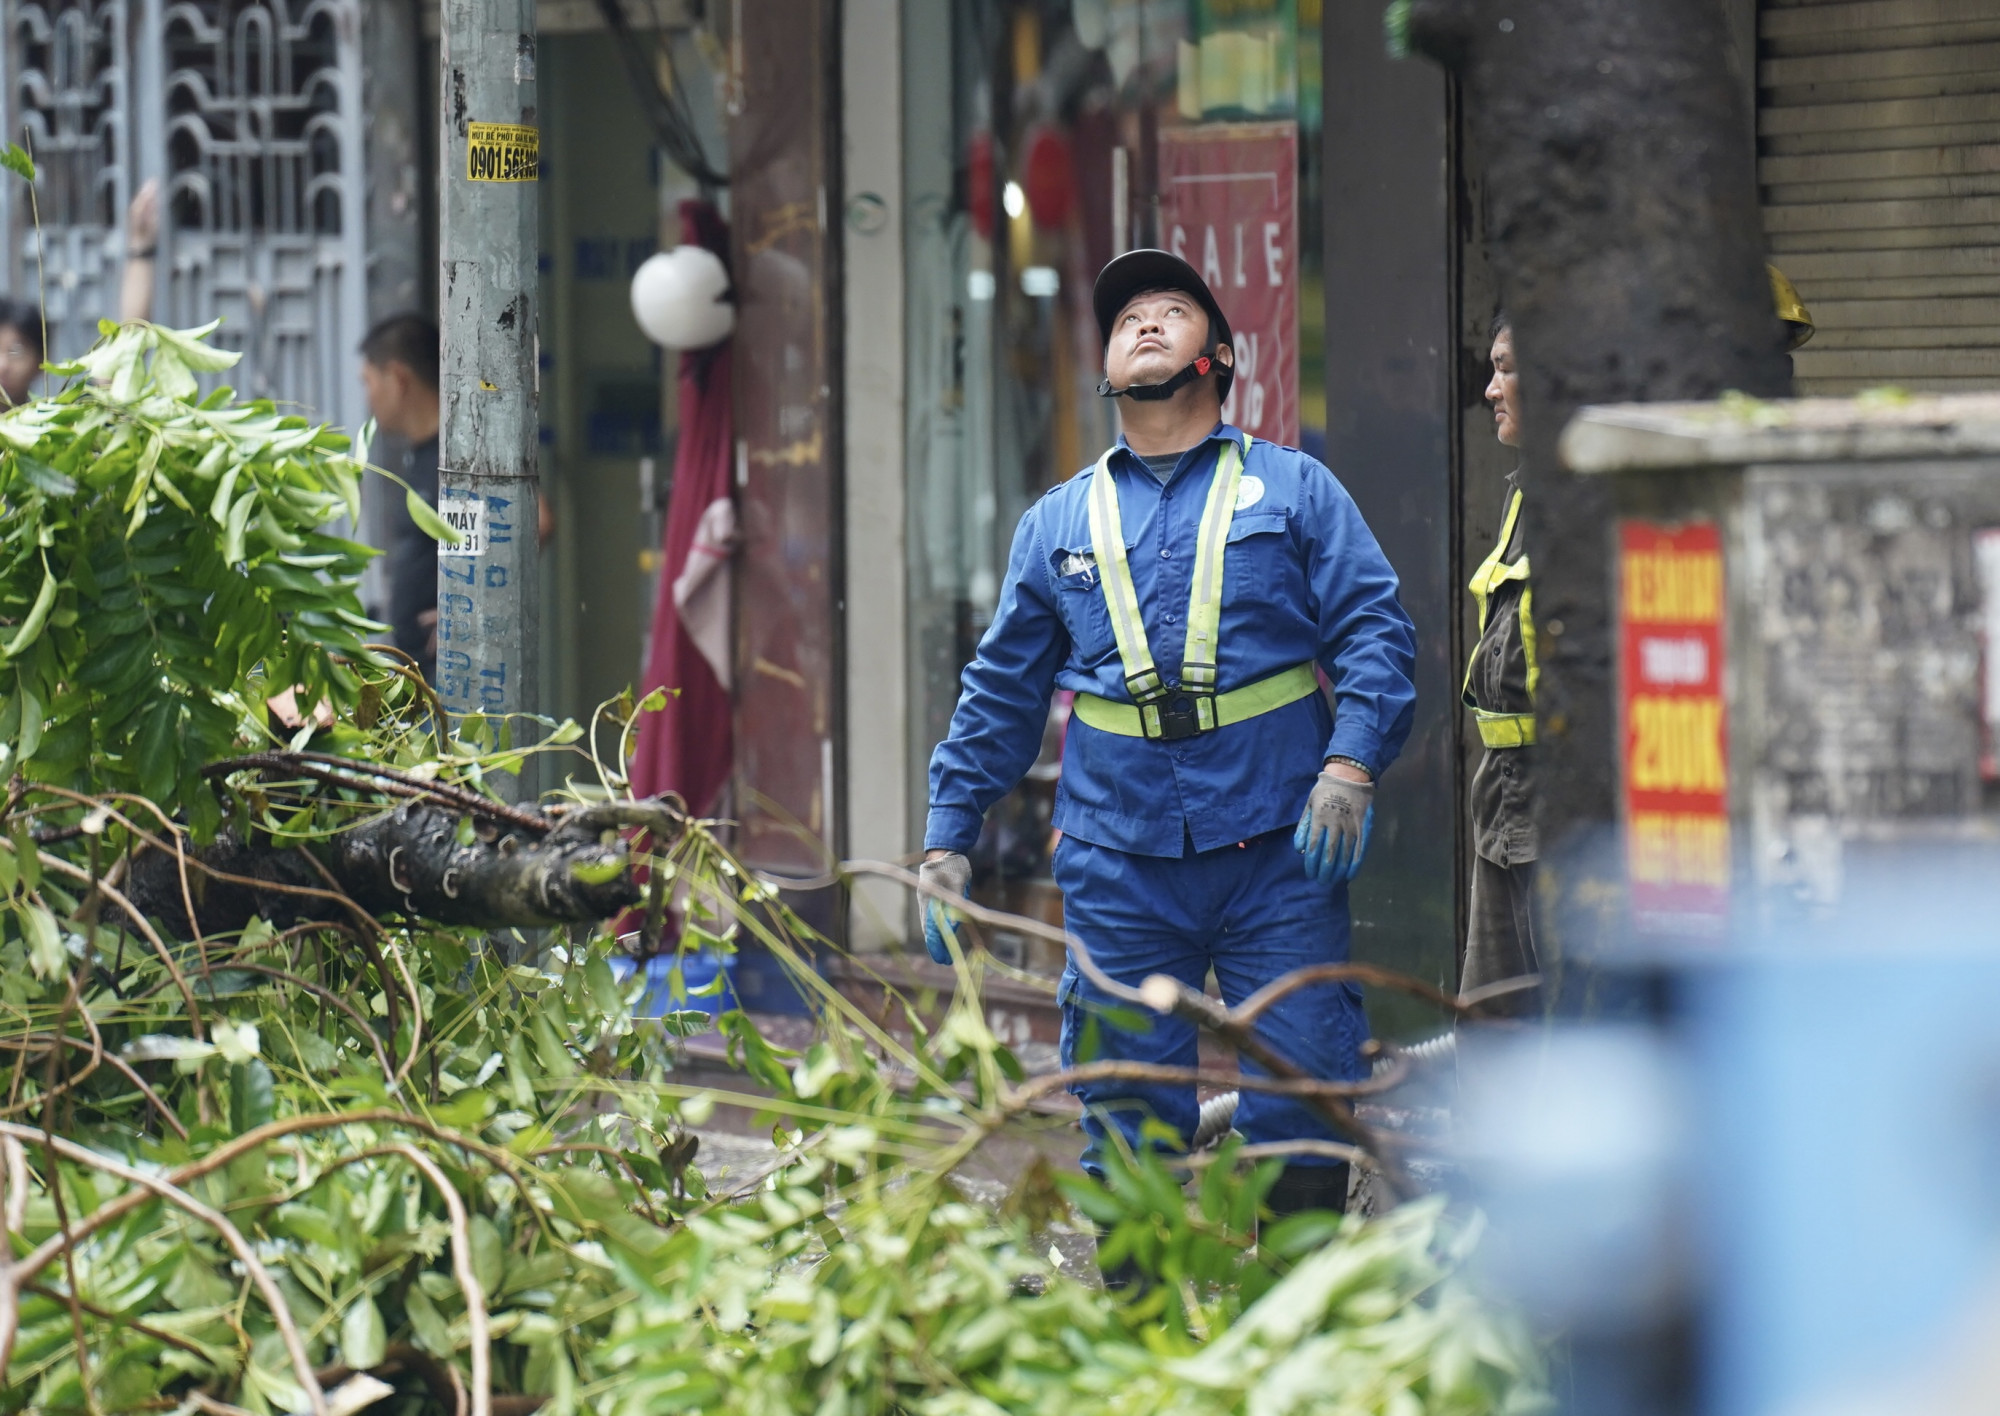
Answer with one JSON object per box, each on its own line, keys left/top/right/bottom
{"left": 466, "top": 123, "right": 539, "bottom": 182}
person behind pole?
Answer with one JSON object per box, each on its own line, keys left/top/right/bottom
{"left": 0, "top": 298, "right": 43, "bottom": 410}
{"left": 0, "top": 179, "right": 162, "bottom": 408}
{"left": 358, "top": 314, "right": 442, "bottom": 682}
{"left": 1459, "top": 314, "right": 1541, "bottom": 1014}
{"left": 1458, "top": 277, "right": 1811, "bottom": 1015}
{"left": 921, "top": 250, "right": 1418, "bottom": 1254}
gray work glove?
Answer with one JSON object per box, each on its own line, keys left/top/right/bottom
{"left": 1294, "top": 767, "right": 1376, "bottom": 884}
{"left": 919, "top": 851, "right": 972, "bottom": 964}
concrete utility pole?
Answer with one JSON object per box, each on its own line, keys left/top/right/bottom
{"left": 437, "top": 0, "right": 541, "bottom": 800}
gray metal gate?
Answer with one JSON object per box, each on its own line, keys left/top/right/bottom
{"left": 3, "top": 0, "right": 366, "bottom": 432}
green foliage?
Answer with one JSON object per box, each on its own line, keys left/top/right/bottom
{"left": 0, "top": 323, "right": 1546, "bottom": 1416}
{"left": 0, "top": 321, "right": 378, "bottom": 835}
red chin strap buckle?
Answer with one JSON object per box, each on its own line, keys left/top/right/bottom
{"left": 1193, "top": 356, "right": 1212, "bottom": 375}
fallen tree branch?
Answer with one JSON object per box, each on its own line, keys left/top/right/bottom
{"left": 0, "top": 1122, "right": 328, "bottom": 1416}
{"left": 121, "top": 798, "right": 675, "bottom": 937}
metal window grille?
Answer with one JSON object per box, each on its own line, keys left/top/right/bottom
{"left": 3, "top": 0, "right": 366, "bottom": 431}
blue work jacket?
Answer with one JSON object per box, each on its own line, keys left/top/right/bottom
{"left": 926, "top": 424, "right": 1419, "bottom": 859}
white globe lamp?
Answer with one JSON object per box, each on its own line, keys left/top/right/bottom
{"left": 629, "top": 245, "right": 735, "bottom": 350}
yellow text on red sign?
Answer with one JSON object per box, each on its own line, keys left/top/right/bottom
{"left": 1629, "top": 811, "right": 1731, "bottom": 888}
{"left": 1628, "top": 695, "right": 1726, "bottom": 795}
{"left": 1619, "top": 520, "right": 1729, "bottom": 929}
{"left": 1623, "top": 546, "right": 1722, "bottom": 624}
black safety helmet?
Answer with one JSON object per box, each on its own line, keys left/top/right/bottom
{"left": 1092, "top": 249, "right": 1235, "bottom": 405}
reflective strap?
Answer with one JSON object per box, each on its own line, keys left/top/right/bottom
{"left": 1073, "top": 662, "right": 1319, "bottom": 738}
{"left": 1474, "top": 711, "right": 1537, "bottom": 749}
{"left": 1519, "top": 583, "right": 1539, "bottom": 707}
{"left": 1088, "top": 434, "right": 1252, "bottom": 712}
{"left": 1179, "top": 436, "right": 1248, "bottom": 706}
{"left": 1466, "top": 488, "right": 1530, "bottom": 634}
{"left": 1086, "top": 448, "right": 1163, "bottom": 701}
{"left": 1461, "top": 485, "right": 1539, "bottom": 720}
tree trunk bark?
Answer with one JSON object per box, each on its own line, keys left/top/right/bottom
{"left": 125, "top": 798, "right": 671, "bottom": 938}
{"left": 1403, "top": 0, "right": 1789, "bottom": 947}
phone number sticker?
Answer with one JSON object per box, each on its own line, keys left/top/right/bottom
{"left": 466, "top": 122, "right": 539, "bottom": 182}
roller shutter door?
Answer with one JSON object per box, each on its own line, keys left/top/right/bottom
{"left": 1760, "top": 0, "right": 2000, "bottom": 393}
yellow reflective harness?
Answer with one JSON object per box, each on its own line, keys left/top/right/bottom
{"left": 1071, "top": 435, "right": 1320, "bottom": 740}
{"left": 1462, "top": 486, "right": 1538, "bottom": 749}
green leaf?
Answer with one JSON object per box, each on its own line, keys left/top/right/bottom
{"left": 469, "top": 1215, "right": 505, "bottom": 1294}
{"left": 150, "top": 345, "right": 199, "bottom": 400}
{"left": 209, "top": 462, "right": 241, "bottom": 524}
{"left": 15, "top": 677, "right": 43, "bottom": 761}
{"left": 1, "top": 555, "right": 57, "bottom": 660}
{"left": 404, "top": 1285, "right": 452, "bottom": 1357}
{"left": 151, "top": 318, "right": 241, "bottom": 372}
{"left": 340, "top": 1292, "right": 387, "bottom": 1370}
{"left": 0, "top": 144, "right": 33, "bottom": 182}
{"left": 11, "top": 453, "right": 76, "bottom": 497}
{"left": 407, "top": 488, "right": 461, "bottom": 547}
{"left": 229, "top": 1058, "right": 275, "bottom": 1132}
{"left": 222, "top": 488, "right": 257, "bottom": 564}
{"left": 17, "top": 901, "right": 66, "bottom": 980}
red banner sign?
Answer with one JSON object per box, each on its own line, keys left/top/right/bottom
{"left": 1159, "top": 121, "right": 1298, "bottom": 448}
{"left": 1620, "top": 520, "right": 1730, "bottom": 938}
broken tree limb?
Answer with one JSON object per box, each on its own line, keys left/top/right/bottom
{"left": 121, "top": 793, "right": 686, "bottom": 937}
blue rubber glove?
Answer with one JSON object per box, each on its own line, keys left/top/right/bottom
{"left": 919, "top": 851, "right": 972, "bottom": 964}
{"left": 1294, "top": 766, "right": 1376, "bottom": 884}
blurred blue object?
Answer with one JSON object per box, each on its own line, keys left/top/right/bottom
{"left": 1461, "top": 846, "right": 2000, "bottom": 1416}
{"left": 1691, "top": 945, "right": 2000, "bottom": 1416}
{"left": 609, "top": 950, "right": 738, "bottom": 1022}
{"left": 1458, "top": 1025, "right": 1688, "bottom": 1336}
{"left": 729, "top": 939, "right": 820, "bottom": 1016}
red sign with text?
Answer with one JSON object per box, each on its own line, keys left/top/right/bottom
{"left": 1159, "top": 121, "right": 1298, "bottom": 448}
{"left": 1620, "top": 520, "right": 1731, "bottom": 938}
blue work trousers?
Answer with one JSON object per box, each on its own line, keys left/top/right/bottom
{"left": 1053, "top": 828, "right": 1369, "bottom": 1176}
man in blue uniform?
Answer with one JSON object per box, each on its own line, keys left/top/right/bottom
{"left": 922, "top": 250, "right": 1418, "bottom": 1225}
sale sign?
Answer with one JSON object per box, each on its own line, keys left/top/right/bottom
{"left": 1620, "top": 521, "right": 1731, "bottom": 938}
{"left": 1159, "top": 121, "right": 1298, "bottom": 447}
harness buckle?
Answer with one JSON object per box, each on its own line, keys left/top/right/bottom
{"left": 1147, "top": 690, "right": 1214, "bottom": 741}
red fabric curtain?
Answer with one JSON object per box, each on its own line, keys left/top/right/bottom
{"left": 630, "top": 201, "right": 734, "bottom": 816}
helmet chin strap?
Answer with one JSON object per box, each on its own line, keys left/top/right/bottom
{"left": 1097, "top": 347, "right": 1219, "bottom": 402}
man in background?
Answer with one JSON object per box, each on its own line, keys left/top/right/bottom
{"left": 359, "top": 314, "right": 441, "bottom": 681}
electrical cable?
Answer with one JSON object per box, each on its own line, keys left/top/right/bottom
{"left": 591, "top": 0, "right": 728, "bottom": 194}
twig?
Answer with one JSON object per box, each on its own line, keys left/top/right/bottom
{"left": 1, "top": 1135, "right": 25, "bottom": 1233}
{"left": 0, "top": 1122, "right": 329, "bottom": 1416}
{"left": 356, "top": 645, "right": 451, "bottom": 752}
{"left": 40, "top": 974, "right": 103, "bottom": 1416}
{"left": 1187, "top": 1139, "right": 1372, "bottom": 1168}
{"left": 36, "top": 852, "right": 204, "bottom": 1041}
{"left": 1008, "top": 1061, "right": 1394, "bottom": 1109}
{"left": 204, "top": 752, "right": 548, "bottom": 834}
{"left": 216, "top": 962, "right": 395, "bottom": 1086}
{"left": 23, "top": 1282, "right": 214, "bottom": 1361}
{"left": 383, "top": 1145, "right": 490, "bottom": 1416}
{"left": 6, "top": 1110, "right": 540, "bottom": 1295}
{"left": 186, "top": 1392, "right": 257, "bottom": 1416}
{"left": 292, "top": 850, "right": 405, "bottom": 1078}
{"left": 530, "top": 1143, "right": 664, "bottom": 1224}
{"left": 25, "top": 783, "right": 205, "bottom": 952}
{"left": 1134, "top": 974, "right": 1408, "bottom": 1196}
